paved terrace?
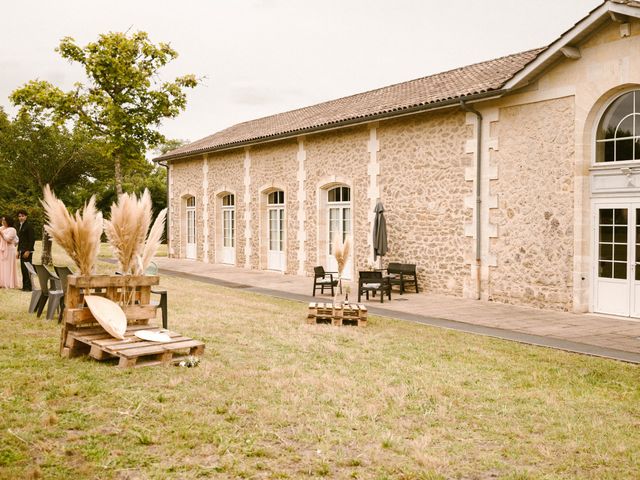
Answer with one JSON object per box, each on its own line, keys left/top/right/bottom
{"left": 152, "top": 257, "right": 640, "bottom": 364}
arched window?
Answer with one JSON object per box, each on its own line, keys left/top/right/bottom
{"left": 326, "top": 186, "right": 352, "bottom": 277}
{"left": 185, "top": 196, "right": 196, "bottom": 259}
{"left": 596, "top": 90, "right": 640, "bottom": 163}
{"left": 266, "top": 190, "right": 285, "bottom": 271}
{"left": 268, "top": 190, "right": 285, "bottom": 205}
{"left": 328, "top": 186, "right": 351, "bottom": 251}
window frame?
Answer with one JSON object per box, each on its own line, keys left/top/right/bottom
{"left": 594, "top": 89, "right": 640, "bottom": 165}
{"left": 221, "top": 194, "right": 235, "bottom": 249}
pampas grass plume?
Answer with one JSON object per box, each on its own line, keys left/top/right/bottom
{"left": 104, "top": 190, "right": 152, "bottom": 274}
{"left": 138, "top": 207, "right": 167, "bottom": 274}
{"left": 41, "top": 185, "right": 103, "bottom": 276}
{"left": 105, "top": 189, "right": 165, "bottom": 275}
{"left": 332, "top": 235, "right": 352, "bottom": 277}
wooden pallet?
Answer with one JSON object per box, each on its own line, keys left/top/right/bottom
{"left": 59, "top": 274, "right": 205, "bottom": 367}
{"left": 64, "top": 324, "right": 205, "bottom": 368}
{"left": 307, "top": 302, "right": 367, "bottom": 326}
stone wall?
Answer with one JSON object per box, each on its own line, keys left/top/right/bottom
{"left": 304, "top": 126, "right": 370, "bottom": 277}
{"left": 490, "top": 96, "right": 575, "bottom": 310}
{"left": 169, "top": 156, "right": 204, "bottom": 259}
{"left": 248, "top": 140, "right": 299, "bottom": 273}
{"left": 206, "top": 150, "right": 245, "bottom": 265}
{"left": 378, "top": 110, "right": 473, "bottom": 296}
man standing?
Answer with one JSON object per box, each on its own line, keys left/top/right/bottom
{"left": 17, "top": 209, "right": 35, "bottom": 292}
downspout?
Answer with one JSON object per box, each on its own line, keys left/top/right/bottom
{"left": 157, "top": 159, "right": 170, "bottom": 257}
{"left": 459, "top": 100, "right": 482, "bottom": 300}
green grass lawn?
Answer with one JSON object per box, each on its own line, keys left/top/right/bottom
{"left": 0, "top": 246, "right": 638, "bottom": 479}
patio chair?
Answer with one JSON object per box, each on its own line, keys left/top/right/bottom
{"left": 54, "top": 265, "right": 73, "bottom": 295}
{"left": 33, "top": 264, "right": 64, "bottom": 321}
{"left": 358, "top": 271, "right": 391, "bottom": 303}
{"left": 146, "top": 262, "right": 168, "bottom": 329}
{"left": 386, "top": 262, "right": 419, "bottom": 294}
{"left": 313, "top": 266, "right": 339, "bottom": 297}
{"left": 54, "top": 265, "right": 74, "bottom": 322}
{"left": 24, "top": 262, "right": 42, "bottom": 314}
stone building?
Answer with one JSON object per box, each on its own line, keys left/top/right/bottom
{"left": 156, "top": 0, "right": 640, "bottom": 319}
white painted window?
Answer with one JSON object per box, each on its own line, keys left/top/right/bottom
{"left": 593, "top": 204, "right": 639, "bottom": 317}
{"left": 222, "top": 194, "right": 235, "bottom": 264}
{"left": 596, "top": 90, "right": 640, "bottom": 163}
{"left": 185, "top": 196, "right": 196, "bottom": 260}
{"left": 327, "top": 186, "right": 352, "bottom": 279}
{"left": 267, "top": 190, "right": 285, "bottom": 271}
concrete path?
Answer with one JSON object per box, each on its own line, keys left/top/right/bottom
{"left": 152, "top": 257, "right": 640, "bottom": 364}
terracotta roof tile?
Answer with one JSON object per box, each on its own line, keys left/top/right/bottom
{"left": 159, "top": 48, "right": 544, "bottom": 161}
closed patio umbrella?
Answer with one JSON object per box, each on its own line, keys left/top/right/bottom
{"left": 373, "top": 200, "right": 388, "bottom": 266}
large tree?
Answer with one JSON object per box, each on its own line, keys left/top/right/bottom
{"left": 0, "top": 109, "right": 110, "bottom": 264}
{"left": 11, "top": 31, "right": 198, "bottom": 196}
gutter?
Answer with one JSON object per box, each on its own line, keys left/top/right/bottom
{"left": 154, "top": 89, "right": 504, "bottom": 163}
{"left": 459, "top": 100, "right": 483, "bottom": 301}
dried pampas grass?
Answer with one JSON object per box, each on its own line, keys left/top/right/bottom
{"left": 332, "top": 235, "right": 352, "bottom": 305}
{"left": 332, "top": 235, "right": 352, "bottom": 277}
{"left": 104, "top": 189, "right": 166, "bottom": 275}
{"left": 41, "top": 185, "right": 103, "bottom": 276}
{"left": 138, "top": 207, "right": 167, "bottom": 274}
{"left": 104, "top": 190, "right": 151, "bottom": 274}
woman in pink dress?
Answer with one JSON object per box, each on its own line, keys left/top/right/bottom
{"left": 0, "top": 215, "right": 21, "bottom": 289}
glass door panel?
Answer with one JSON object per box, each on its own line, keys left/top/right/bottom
{"left": 326, "top": 204, "right": 352, "bottom": 279}
{"left": 633, "top": 208, "right": 640, "bottom": 317}
{"left": 595, "top": 206, "right": 631, "bottom": 316}
{"left": 186, "top": 205, "right": 196, "bottom": 260}
{"left": 267, "top": 207, "right": 285, "bottom": 271}
{"left": 222, "top": 208, "right": 235, "bottom": 264}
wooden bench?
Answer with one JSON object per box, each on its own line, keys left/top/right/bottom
{"left": 386, "top": 263, "right": 419, "bottom": 294}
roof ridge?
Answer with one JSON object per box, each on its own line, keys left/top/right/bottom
{"left": 220, "top": 47, "right": 546, "bottom": 131}
{"left": 158, "top": 47, "right": 545, "bottom": 160}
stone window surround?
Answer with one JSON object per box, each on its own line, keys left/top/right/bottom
{"left": 259, "top": 185, "right": 287, "bottom": 272}
{"left": 591, "top": 86, "right": 640, "bottom": 168}
{"left": 316, "top": 178, "right": 354, "bottom": 280}
{"left": 214, "top": 188, "right": 237, "bottom": 265}
{"left": 181, "top": 193, "right": 196, "bottom": 259}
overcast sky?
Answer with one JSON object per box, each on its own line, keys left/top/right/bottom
{"left": 1, "top": 0, "right": 602, "bottom": 147}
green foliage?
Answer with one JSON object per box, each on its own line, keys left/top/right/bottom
{"left": 11, "top": 31, "right": 198, "bottom": 194}
{"left": 89, "top": 162, "right": 167, "bottom": 218}
{"left": 155, "top": 138, "right": 189, "bottom": 156}
{"left": 0, "top": 108, "right": 108, "bottom": 239}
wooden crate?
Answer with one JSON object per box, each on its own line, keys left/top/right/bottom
{"left": 307, "top": 302, "right": 367, "bottom": 327}
{"left": 60, "top": 274, "right": 205, "bottom": 367}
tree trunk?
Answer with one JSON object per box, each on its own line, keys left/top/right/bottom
{"left": 41, "top": 230, "right": 53, "bottom": 266}
{"left": 114, "top": 155, "right": 123, "bottom": 196}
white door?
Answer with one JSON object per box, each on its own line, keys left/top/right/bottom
{"left": 267, "top": 207, "right": 285, "bottom": 271}
{"left": 594, "top": 204, "right": 638, "bottom": 317}
{"left": 221, "top": 194, "right": 235, "bottom": 264}
{"left": 186, "top": 197, "right": 196, "bottom": 260}
{"left": 326, "top": 187, "right": 352, "bottom": 279}
{"left": 267, "top": 191, "right": 285, "bottom": 271}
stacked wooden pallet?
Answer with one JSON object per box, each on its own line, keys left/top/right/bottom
{"left": 60, "top": 275, "right": 205, "bottom": 368}
{"left": 307, "top": 302, "right": 367, "bottom": 327}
